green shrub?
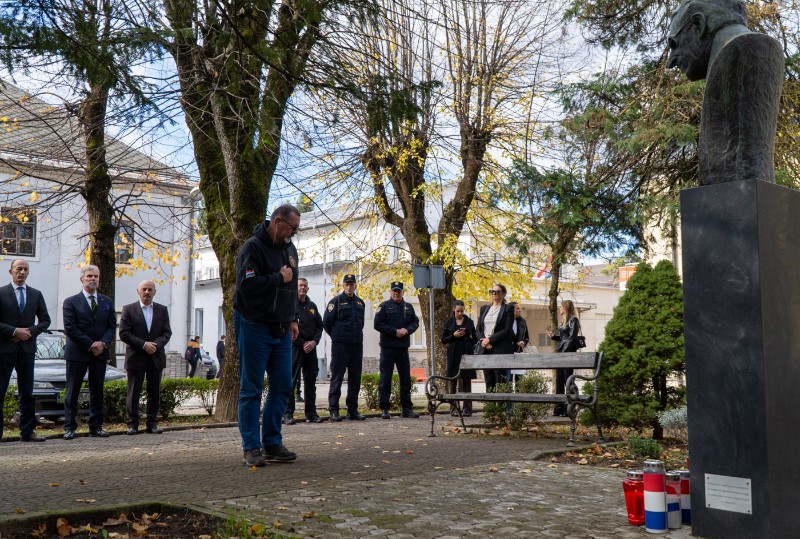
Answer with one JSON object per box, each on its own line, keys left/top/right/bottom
{"left": 482, "top": 372, "right": 551, "bottom": 430}
{"left": 361, "top": 373, "right": 418, "bottom": 410}
{"left": 628, "top": 436, "right": 663, "bottom": 459}
{"left": 158, "top": 378, "right": 195, "bottom": 419}
{"left": 3, "top": 385, "right": 19, "bottom": 424}
{"left": 103, "top": 380, "right": 129, "bottom": 423}
{"left": 188, "top": 378, "right": 219, "bottom": 416}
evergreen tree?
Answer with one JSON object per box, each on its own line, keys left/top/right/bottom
{"left": 597, "top": 260, "right": 684, "bottom": 439}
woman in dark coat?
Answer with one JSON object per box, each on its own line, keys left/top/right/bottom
{"left": 441, "top": 300, "right": 477, "bottom": 416}
{"left": 475, "top": 283, "right": 515, "bottom": 392}
{"left": 547, "top": 299, "right": 581, "bottom": 416}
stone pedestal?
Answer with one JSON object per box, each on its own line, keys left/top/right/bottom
{"left": 681, "top": 180, "right": 800, "bottom": 538}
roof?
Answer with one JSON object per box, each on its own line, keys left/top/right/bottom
{"left": 0, "top": 79, "right": 190, "bottom": 189}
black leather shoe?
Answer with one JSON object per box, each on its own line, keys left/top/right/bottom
{"left": 21, "top": 433, "right": 46, "bottom": 442}
{"left": 89, "top": 429, "right": 110, "bottom": 438}
{"left": 401, "top": 408, "right": 420, "bottom": 418}
{"left": 145, "top": 426, "right": 163, "bottom": 434}
{"left": 381, "top": 409, "right": 391, "bottom": 419}
{"left": 306, "top": 415, "right": 325, "bottom": 423}
{"left": 296, "top": 395, "right": 304, "bottom": 403}
{"left": 329, "top": 411, "right": 343, "bottom": 422}
{"left": 281, "top": 415, "right": 296, "bottom": 425}
{"left": 126, "top": 427, "right": 139, "bottom": 435}
{"left": 63, "top": 430, "right": 76, "bottom": 440}
{"left": 347, "top": 412, "right": 366, "bottom": 421}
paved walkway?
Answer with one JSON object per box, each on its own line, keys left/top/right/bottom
{"left": 0, "top": 415, "right": 691, "bottom": 538}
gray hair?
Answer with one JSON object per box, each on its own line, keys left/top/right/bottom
{"left": 80, "top": 265, "right": 100, "bottom": 277}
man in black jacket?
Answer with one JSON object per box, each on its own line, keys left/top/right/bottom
{"left": 234, "top": 204, "right": 300, "bottom": 468}
{"left": 0, "top": 260, "right": 51, "bottom": 442}
{"left": 283, "top": 277, "right": 324, "bottom": 424}
{"left": 374, "top": 282, "right": 419, "bottom": 419}
{"left": 322, "top": 274, "right": 365, "bottom": 422}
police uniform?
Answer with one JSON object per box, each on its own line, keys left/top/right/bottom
{"left": 373, "top": 282, "right": 419, "bottom": 416}
{"left": 286, "top": 295, "right": 323, "bottom": 422}
{"left": 322, "top": 275, "right": 365, "bottom": 419}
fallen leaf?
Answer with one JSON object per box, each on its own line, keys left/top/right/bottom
{"left": 434, "top": 466, "right": 443, "bottom": 469}
{"left": 249, "top": 465, "right": 258, "bottom": 471}
{"left": 250, "top": 524, "right": 265, "bottom": 534}
{"left": 272, "top": 520, "right": 283, "bottom": 529}
{"left": 489, "top": 466, "right": 499, "bottom": 473}
{"left": 301, "top": 510, "right": 316, "bottom": 519}
{"left": 373, "top": 446, "right": 381, "bottom": 449}
{"left": 382, "top": 460, "right": 391, "bottom": 464}
{"left": 315, "top": 497, "right": 327, "bottom": 502}
{"left": 76, "top": 524, "right": 99, "bottom": 533}
{"left": 336, "top": 435, "right": 345, "bottom": 439}
{"left": 78, "top": 479, "right": 87, "bottom": 485}
{"left": 277, "top": 506, "right": 290, "bottom": 511}
{"left": 30, "top": 523, "right": 46, "bottom": 537}
{"left": 414, "top": 438, "right": 423, "bottom": 442}
{"left": 547, "top": 464, "right": 558, "bottom": 468}
{"left": 300, "top": 481, "right": 308, "bottom": 485}
{"left": 56, "top": 517, "right": 72, "bottom": 537}
{"left": 520, "top": 469, "right": 532, "bottom": 474}
{"left": 15, "top": 508, "right": 26, "bottom": 514}
{"left": 404, "top": 450, "right": 414, "bottom": 455}
{"left": 577, "top": 458, "right": 589, "bottom": 465}
{"left": 49, "top": 483, "right": 60, "bottom": 488}
{"left": 610, "top": 463, "right": 621, "bottom": 468}
{"left": 363, "top": 465, "right": 373, "bottom": 468}
{"left": 104, "top": 514, "right": 130, "bottom": 526}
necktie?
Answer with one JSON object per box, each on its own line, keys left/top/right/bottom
{"left": 90, "top": 295, "right": 97, "bottom": 318}
{"left": 17, "top": 286, "right": 25, "bottom": 312}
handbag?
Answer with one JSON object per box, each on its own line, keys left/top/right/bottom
{"left": 473, "top": 341, "right": 485, "bottom": 355}
{"left": 575, "top": 335, "right": 587, "bottom": 349}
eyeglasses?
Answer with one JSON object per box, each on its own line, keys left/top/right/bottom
{"left": 488, "top": 289, "right": 502, "bottom": 295}
{"left": 280, "top": 217, "right": 299, "bottom": 233}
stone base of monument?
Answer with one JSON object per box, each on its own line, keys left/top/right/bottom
{"left": 681, "top": 179, "right": 800, "bottom": 538}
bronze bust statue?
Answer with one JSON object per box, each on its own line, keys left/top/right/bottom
{"left": 667, "top": 0, "right": 783, "bottom": 185}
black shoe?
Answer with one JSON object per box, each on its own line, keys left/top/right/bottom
{"left": 63, "top": 430, "right": 75, "bottom": 440}
{"left": 381, "top": 409, "right": 391, "bottom": 419}
{"left": 401, "top": 408, "right": 420, "bottom": 418}
{"left": 21, "top": 433, "right": 46, "bottom": 442}
{"left": 243, "top": 448, "right": 266, "bottom": 467}
{"left": 282, "top": 414, "right": 296, "bottom": 425}
{"left": 463, "top": 410, "right": 473, "bottom": 417}
{"left": 145, "top": 425, "right": 164, "bottom": 434}
{"left": 306, "top": 414, "right": 325, "bottom": 423}
{"left": 296, "top": 395, "right": 304, "bottom": 403}
{"left": 126, "top": 427, "right": 139, "bottom": 435}
{"left": 347, "top": 412, "right": 366, "bottom": 421}
{"left": 330, "top": 411, "right": 343, "bottom": 422}
{"left": 262, "top": 443, "right": 297, "bottom": 463}
{"left": 90, "top": 429, "right": 110, "bottom": 438}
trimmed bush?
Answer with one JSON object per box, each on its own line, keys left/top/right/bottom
{"left": 103, "top": 380, "right": 129, "bottom": 423}
{"left": 482, "top": 372, "right": 551, "bottom": 430}
{"left": 361, "top": 373, "right": 418, "bottom": 410}
{"left": 157, "top": 378, "right": 195, "bottom": 419}
{"left": 3, "top": 385, "right": 19, "bottom": 425}
{"left": 188, "top": 378, "right": 219, "bottom": 416}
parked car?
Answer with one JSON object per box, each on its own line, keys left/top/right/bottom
{"left": 198, "top": 347, "right": 218, "bottom": 378}
{"left": 8, "top": 333, "right": 127, "bottom": 421}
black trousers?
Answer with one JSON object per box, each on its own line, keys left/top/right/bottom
{"left": 0, "top": 349, "right": 36, "bottom": 438}
{"left": 286, "top": 343, "right": 319, "bottom": 416}
{"left": 126, "top": 359, "right": 162, "bottom": 428}
{"left": 328, "top": 341, "right": 363, "bottom": 413}
{"left": 379, "top": 346, "right": 413, "bottom": 410}
{"left": 554, "top": 367, "right": 574, "bottom": 414}
{"left": 64, "top": 358, "right": 106, "bottom": 431}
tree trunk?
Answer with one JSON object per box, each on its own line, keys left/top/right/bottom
{"left": 79, "top": 84, "right": 118, "bottom": 365}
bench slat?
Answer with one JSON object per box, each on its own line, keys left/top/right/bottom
{"left": 442, "top": 392, "right": 567, "bottom": 403}
{"left": 459, "top": 352, "right": 597, "bottom": 371}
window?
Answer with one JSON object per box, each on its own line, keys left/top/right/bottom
{"left": 115, "top": 221, "right": 134, "bottom": 264}
{"left": 2, "top": 207, "right": 36, "bottom": 256}
{"left": 194, "top": 308, "right": 203, "bottom": 341}
{"left": 218, "top": 306, "right": 225, "bottom": 338}
{"left": 411, "top": 326, "right": 426, "bottom": 348}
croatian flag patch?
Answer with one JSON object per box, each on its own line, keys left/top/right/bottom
{"left": 245, "top": 268, "right": 256, "bottom": 279}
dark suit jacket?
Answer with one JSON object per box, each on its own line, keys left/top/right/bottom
{"left": 475, "top": 303, "right": 515, "bottom": 354}
{"left": 63, "top": 291, "right": 116, "bottom": 362}
{"left": 118, "top": 301, "right": 172, "bottom": 370}
{"left": 0, "top": 283, "right": 51, "bottom": 353}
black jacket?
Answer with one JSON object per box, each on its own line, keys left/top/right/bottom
{"left": 323, "top": 292, "right": 365, "bottom": 343}
{"left": 234, "top": 220, "right": 299, "bottom": 325}
{"left": 374, "top": 299, "right": 419, "bottom": 348}
{"left": 297, "top": 296, "right": 323, "bottom": 344}
{"left": 441, "top": 315, "right": 477, "bottom": 378}
{"left": 514, "top": 317, "right": 529, "bottom": 352}
{"left": 475, "top": 303, "right": 515, "bottom": 354}
{"left": 551, "top": 316, "right": 581, "bottom": 352}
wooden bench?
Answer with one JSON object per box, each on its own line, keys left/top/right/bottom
{"left": 424, "top": 352, "right": 604, "bottom": 446}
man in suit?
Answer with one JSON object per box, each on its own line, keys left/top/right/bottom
{"left": 215, "top": 335, "right": 225, "bottom": 379}
{"left": 62, "top": 265, "right": 116, "bottom": 440}
{"left": 118, "top": 280, "right": 172, "bottom": 435}
{"left": 0, "top": 260, "right": 51, "bottom": 441}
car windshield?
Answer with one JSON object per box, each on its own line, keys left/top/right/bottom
{"left": 36, "top": 334, "right": 66, "bottom": 360}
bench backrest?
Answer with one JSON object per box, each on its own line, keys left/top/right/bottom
{"left": 459, "top": 352, "right": 600, "bottom": 371}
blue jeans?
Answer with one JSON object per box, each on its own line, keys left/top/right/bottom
{"left": 235, "top": 311, "right": 292, "bottom": 451}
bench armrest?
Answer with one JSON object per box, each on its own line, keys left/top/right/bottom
{"left": 566, "top": 371, "right": 600, "bottom": 406}
{"left": 425, "top": 375, "right": 458, "bottom": 399}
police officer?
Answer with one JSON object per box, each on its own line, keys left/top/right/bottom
{"left": 374, "top": 281, "right": 419, "bottom": 419}
{"left": 284, "top": 277, "right": 324, "bottom": 424}
{"left": 323, "top": 274, "right": 366, "bottom": 422}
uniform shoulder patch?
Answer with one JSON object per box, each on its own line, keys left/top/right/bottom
{"left": 245, "top": 268, "right": 256, "bottom": 279}
{"left": 327, "top": 304, "right": 334, "bottom": 312}
{"left": 376, "top": 304, "right": 382, "bottom": 313}
{"left": 310, "top": 308, "right": 315, "bottom": 315}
